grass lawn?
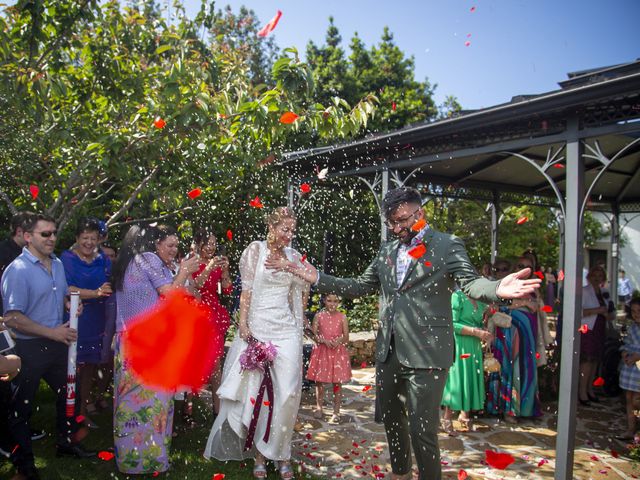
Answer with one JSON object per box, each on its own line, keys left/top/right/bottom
{"left": 0, "top": 383, "right": 308, "bottom": 479}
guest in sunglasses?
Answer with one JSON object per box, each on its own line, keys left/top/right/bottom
{"left": 2, "top": 213, "right": 94, "bottom": 480}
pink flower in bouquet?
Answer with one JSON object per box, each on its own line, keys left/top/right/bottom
{"left": 239, "top": 337, "right": 277, "bottom": 373}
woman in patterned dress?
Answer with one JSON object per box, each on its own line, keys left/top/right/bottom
{"left": 111, "top": 225, "right": 199, "bottom": 474}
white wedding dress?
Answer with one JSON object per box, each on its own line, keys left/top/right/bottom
{"left": 204, "top": 241, "right": 308, "bottom": 461}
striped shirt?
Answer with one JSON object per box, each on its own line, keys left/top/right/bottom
{"left": 396, "top": 226, "right": 429, "bottom": 286}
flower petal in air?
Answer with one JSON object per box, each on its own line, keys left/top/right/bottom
{"left": 249, "top": 196, "right": 264, "bottom": 208}
{"left": 411, "top": 218, "right": 426, "bottom": 232}
{"left": 408, "top": 244, "right": 426, "bottom": 259}
{"left": 579, "top": 324, "right": 589, "bottom": 334}
{"left": 279, "top": 111, "right": 299, "bottom": 124}
{"left": 300, "top": 183, "right": 311, "bottom": 194}
{"left": 98, "top": 451, "right": 115, "bottom": 461}
{"left": 187, "top": 188, "right": 202, "bottom": 200}
{"left": 593, "top": 377, "right": 605, "bottom": 387}
{"left": 558, "top": 270, "right": 565, "bottom": 281}
{"left": 516, "top": 216, "right": 528, "bottom": 225}
{"left": 29, "top": 184, "right": 39, "bottom": 200}
{"left": 458, "top": 470, "right": 468, "bottom": 480}
{"left": 460, "top": 353, "right": 471, "bottom": 359}
{"left": 362, "top": 385, "right": 372, "bottom": 392}
{"left": 257, "top": 10, "right": 282, "bottom": 37}
{"left": 226, "top": 230, "right": 233, "bottom": 242}
{"left": 153, "top": 116, "right": 166, "bottom": 129}
{"left": 541, "top": 305, "right": 553, "bottom": 313}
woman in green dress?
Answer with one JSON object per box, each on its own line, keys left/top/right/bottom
{"left": 441, "top": 290, "right": 493, "bottom": 434}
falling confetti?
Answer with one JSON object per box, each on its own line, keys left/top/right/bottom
{"left": 391, "top": 102, "right": 396, "bottom": 111}
{"left": 29, "top": 184, "right": 39, "bottom": 200}
{"left": 249, "top": 196, "right": 264, "bottom": 208}
{"left": 279, "top": 111, "right": 299, "bottom": 124}
{"left": 485, "top": 450, "right": 515, "bottom": 470}
{"left": 300, "top": 254, "right": 307, "bottom": 263}
{"left": 187, "top": 188, "right": 202, "bottom": 200}
{"left": 460, "top": 353, "right": 471, "bottom": 359}
{"left": 537, "top": 459, "right": 549, "bottom": 467}
{"left": 470, "top": 6, "right": 476, "bottom": 12}
{"left": 257, "top": 10, "right": 282, "bottom": 37}
{"left": 362, "top": 385, "right": 372, "bottom": 392}
{"left": 464, "top": 41, "right": 471, "bottom": 47}
{"left": 317, "top": 167, "right": 329, "bottom": 180}
{"left": 424, "top": 260, "right": 432, "bottom": 267}
{"left": 408, "top": 244, "right": 426, "bottom": 259}
{"left": 300, "top": 183, "right": 311, "bottom": 194}
{"left": 153, "top": 116, "right": 166, "bottom": 129}
{"left": 122, "top": 289, "right": 223, "bottom": 392}
{"left": 558, "top": 270, "right": 565, "bottom": 281}
{"left": 611, "top": 450, "right": 619, "bottom": 458}
{"left": 553, "top": 163, "right": 565, "bottom": 169}
{"left": 593, "top": 377, "right": 605, "bottom": 387}
{"left": 226, "top": 230, "right": 233, "bottom": 242}
{"left": 541, "top": 305, "right": 553, "bottom": 313}
{"left": 75, "top": 415, "right": 86, "bottom": 424}
{"left": 360, "top": 361, "right": 367, "bottom": 368}
{"left": 458, "top": 470, "right": 468, "bottom": 480}
{"left": 212, "top": 474, "right": 226, "bottom": 480}
{"left": 536, "top": 352, "right": 541, "bottom": 359}
{"left": 534, "top": 270, "right": 544, "bottom": 279}
{"left": 516, "top": 216, "right": 528, "bottom": 225}
{"left": 411, "top": 218, "right": 426, "bottom": 232}
{"left": 98, "top": 451, "right": 115, "bottom": 461}
{"left": 579, "top": 324, "right": 589, "bottom": 334}
{"left": 333, "top": 385, "right": 341, "bottom": 393}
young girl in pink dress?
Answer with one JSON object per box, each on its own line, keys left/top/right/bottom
{"left": 306, "top": 294, "right": 351, "bottom": 423}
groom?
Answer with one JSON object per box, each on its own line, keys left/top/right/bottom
{"left": 269, "top": 187, "right": 541, "bottom": 480}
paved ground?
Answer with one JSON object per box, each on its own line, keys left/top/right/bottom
{"left": 290, "top": 367, "right": 640, "bottom": 479}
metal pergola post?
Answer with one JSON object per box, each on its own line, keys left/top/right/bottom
{"left": 490, "top": 191, "right": 500, "bottom": 265}
{"left": 381, "top": 169, "right": 389, "bottom": 242}
{"left": 610, "top": 205, "right": 620, "bottom": 301}
{"left": 555, "top": 117, "right": 584, "bottom": 480}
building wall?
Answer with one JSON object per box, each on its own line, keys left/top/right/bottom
{"left": 590, "top": 212, "right": 640, "bottom": 295}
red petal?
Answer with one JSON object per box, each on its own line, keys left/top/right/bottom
{"left": 98, "top": 451, "right": 115, "bottom": 461}
{"left": 122, "top": 290, "right": 223, "bottom": 392}
{"left": 300, "top": 183, "right": 311, "bottom": 194}
{"left": 29, "top": 184, "right": 39, "bottom": 200}
{"left": 249, "top": 196, "right": 264, "bottom": 208}
{"left": 408, "top": 244, "right": 426, "bottom": 259}
{"left": 352, "top": 442, "right": 359, "bottom": 448}
{"left": 75, "top": 415, "right": 86, "bottom": 424}
{"left": 153, "top": 117, "right": 166, "bottom": 129}
{"left": 593, "top": 377, "right": 605, "bottom": 387}
{"left": 611, "top": 450, "right": 619, "bottom": 458}
{"left": 391, "top": 102, "right": 396, "bottom": 111}
{"left": 213, "top": 474, "right": 226, "bottom": 480}
{"left": 257, "top": 10, "right": 282, "bottom": 37}
{"left": 536, "top": 352, "right": 541, "bottom": 359}
{"left": 553, "top": 163, "right": 565, "bottom": 169}
{"left": 279, "top": 111, "right": 299, "bottom": 124}
{"left": 411, "top": 218, "right": 426, "bottom": 232}
{"left": 534, "top": 270, "right": 544, "bottom": 279}
{"left": 153, "top": 472, "right": 160, "bottom": 477}
{"left": 458, "top": 470, "right": 468, "bottom": 480}
{"left": 300, "top": 254, "right": 307, "bottom": 263}
{"left": 579, "top": 324, "right": 589, "bottom": 334}
{"left": 333, "top": 385, "right": 341, "bottom": 393}
{"left": 362, "top": 385, "right": 372, "bottom": 392}
{"left": 485, "top": 450, "right": 515, "bottom": 470}
{"left": 305, "top": 433, "right": 312, "bottom": 439}
{"left": 537, "top": 459, "right": 549, "bottom": 467}
{"left": 558, "top": 270, "right": 565, "bottom": 281}
{"left": 517, "top": 216, "right": 529, "bottom": 225}
{"left": 360, "top": 361, "right": 367, "bottom": 368}
{"left": 460, "top": 353, "right": 471, "bottom": 359}
{"left": 464, "top": 40, "right": 471, "bottom": 47}
{"left": 541, "top": 305, "right": 553, "bottom": 313}
{"left": 263, "top": 401, "right": 270, "bottom": 406}
{"left": 187, "top": 188, "right": 202, "bottom": 200}
{"left": 226, "top": 230, "right": 233, "bottom": 242}
{"left": 424, "top": 261, "right": 432, "bottom": 267}
{"left": 590, "top": 455, "right": 599, "bottom": 461}
{"left": 470, "top": 6, "right": 476, "bottom": 12}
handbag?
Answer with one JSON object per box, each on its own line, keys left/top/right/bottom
{"left": 483, "top": 349, "right": 501, "bottom": 373}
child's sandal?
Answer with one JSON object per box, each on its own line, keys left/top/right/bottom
{"left": 278, "top": 461, "right": 294, "bottom": 480}
{"left": 253, "top": 462, "right": 267, "bottom": 479}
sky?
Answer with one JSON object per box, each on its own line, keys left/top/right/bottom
{"left": 176, "top": 0, "right": 640, "bottom": 110}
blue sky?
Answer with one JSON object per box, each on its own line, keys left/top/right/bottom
{"left": 179, "top": 0, "right": 640, "bottom": 110}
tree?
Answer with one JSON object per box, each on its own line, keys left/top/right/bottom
{"left": 0, "top": 0, "right": 377, "bottom": 249}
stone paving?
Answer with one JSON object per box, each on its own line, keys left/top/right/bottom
{"left": 290, "top": 367, "right": 640, "bottom": 479}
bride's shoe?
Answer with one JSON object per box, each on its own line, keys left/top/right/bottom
{"left": 278, "top": 461, "right": 294, "bottom": 479}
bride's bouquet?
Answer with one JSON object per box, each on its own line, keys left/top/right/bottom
{"left": 239, "top": 336, "right": 277, "bottom": 373}
{"left": 240, "top": 336, "right": 278, "bottom": 451}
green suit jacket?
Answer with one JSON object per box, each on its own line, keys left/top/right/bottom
{"left": 317, "top": 228, "right": 503, "bottom": 369}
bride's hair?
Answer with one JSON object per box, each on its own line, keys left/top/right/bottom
{"left": 265, "top": 207, "right": 296, "bottom": 228}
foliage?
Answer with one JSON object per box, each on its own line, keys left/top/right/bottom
{"left": 0, "top": 0, "right": 377, "bottom": 249}
{"left": 344, "top": 294, "right": 379, "bottom": 332}
{"left": 306, "top": 21, "right": 439, "bottom": 135}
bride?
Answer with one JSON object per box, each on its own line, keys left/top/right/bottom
{"left": 204, "top": 207, "right": 309, "bottom": 479}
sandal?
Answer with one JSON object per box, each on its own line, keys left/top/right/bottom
{"left": 313, "top": 409, "right": 323, "bottom": 419}
{"left": 278, "top": 461, "right": 294, "bottom": 480}
{"left": 458, "top": 414, "right": 472, "bottom": 431}
{"left": 440, "top": 418, "right": 457, "bottom": 436}
{"left": 252, "top": 462, "right": 267, "bottom": 479}
{"left": 330, "top": 413, "right": 341, "bottom": 424}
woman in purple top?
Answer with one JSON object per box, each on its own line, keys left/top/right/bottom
{"left": 60, "top": 218, "right": 112, "bottom": 427}
{"left": 111, "top": 224, "right": 198, "bottom": 475}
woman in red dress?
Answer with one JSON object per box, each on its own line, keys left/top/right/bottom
{"left": 191, "top": 230, "right": 233, "bottom": 418}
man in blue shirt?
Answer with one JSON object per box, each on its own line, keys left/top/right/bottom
{"left": 2, "top": 213, "right": 94, "bottom": 480}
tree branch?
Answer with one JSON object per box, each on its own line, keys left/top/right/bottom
{"left": 106, "top": 165, "right": 160, "bottom": 226}
{"left": 108, "top": 206, "right": 193, "bottom": 228}
{"left": 0, "top": 188, "right": 18, "bottom": 215}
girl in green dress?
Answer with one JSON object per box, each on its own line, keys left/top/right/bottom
{"left": 441, "top": 290, "right": 492, "bottom": 434}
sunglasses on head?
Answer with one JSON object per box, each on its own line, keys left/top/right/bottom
{"left": 33, "top": 230, "right": 58, "bottom": 238}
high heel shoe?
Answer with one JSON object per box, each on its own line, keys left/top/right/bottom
{"left": 440, "top": 418, "right": 457, "bottom": 436}
{"left": 458, "top": 414, "right": 472, "bottom": 431}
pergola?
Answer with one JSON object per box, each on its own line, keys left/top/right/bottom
{"left": 277, "top": 59, "right": 640, "bottom": 479}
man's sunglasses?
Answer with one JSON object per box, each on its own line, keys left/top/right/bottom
{"left": 32, "top": 230, "right": 58, "bottom": 238}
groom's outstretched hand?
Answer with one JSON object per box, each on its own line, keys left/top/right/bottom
{"left": 495, "top": 268, "right": 542, "bottom": 299}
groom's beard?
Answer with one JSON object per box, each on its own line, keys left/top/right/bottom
{"left": 394, "top": 227, "right": 417, "bottom": 245}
